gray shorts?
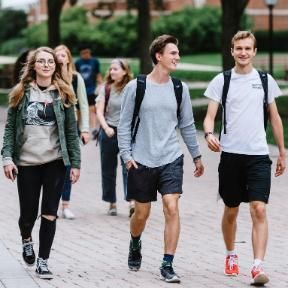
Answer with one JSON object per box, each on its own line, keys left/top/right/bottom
{"left": 127, "top": 155, "right": 184, "bottom": 203}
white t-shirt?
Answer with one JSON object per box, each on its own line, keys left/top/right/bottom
{"left": 204, "top": 68, "right": 282, "bottom": 155}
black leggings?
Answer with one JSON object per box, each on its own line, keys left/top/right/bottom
{"left": 17, "top": 160, "right": 66, "bottom": 257}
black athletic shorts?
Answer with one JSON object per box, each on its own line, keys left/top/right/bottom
{"left": 127, "top": 155, "right": 184, "bottom": 203}
{"left": 218, "top": 152, "right": 272, "bottom": 208}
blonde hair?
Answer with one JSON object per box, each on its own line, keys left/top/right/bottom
{"left": 9, "top": 47, "right": 76, "bottom": 108}
{"left": 54, "top": 44, "right": 77, "bottom": 83}
{"left": 105, "top": 58, "right": 133, "bottom": 92}
{"left": 231, "top": 31, "right": 257, "bottom": 49}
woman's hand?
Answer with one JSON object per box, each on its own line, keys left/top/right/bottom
{"left": 4, "top": 164, "right": 18, "bottom": 182}
{"left": 80, "top": 132, "right": 90, "bottom": 145}
{"left": 70, "top": 168, "right": 80, "bottom": 184}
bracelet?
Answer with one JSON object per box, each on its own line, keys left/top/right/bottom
{"left": 193, "top": 155, "right": 202, "bottom": 162}
{"left": 204, "top": 132, "right": 213, "bottom": 139}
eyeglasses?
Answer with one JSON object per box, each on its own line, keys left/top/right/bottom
{"left": 35, "top": 59, "right": 55, "bottom": 67}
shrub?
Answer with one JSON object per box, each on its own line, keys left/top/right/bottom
{"left": 0, "top": 9, "right": 27, "bottom": 42}
{"left": 153, "top": 7, "right": 222, "bottom": 54}
{"left": 255, "top": 30, "right": 288, "bottom": 52}
{"left": 0, "top": 38, "right": 28, "bottom": 55}
{"left": 23, "top": 23, "right": 48, "bottom": 47}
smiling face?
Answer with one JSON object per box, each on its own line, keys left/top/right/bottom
{"left": 231, "top": 37, "right": 257, "bottom": 69}
{"left": 34, "top": 51, "right": 56, "bottom": 80}
{"left": 156, "top": 43, "right": 180, "bottom": 72}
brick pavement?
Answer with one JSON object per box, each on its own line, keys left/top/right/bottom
{"left": 0, "top": 106, "right": 287, "bottom": 288}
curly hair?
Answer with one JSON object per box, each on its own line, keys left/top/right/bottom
{"left": 9, "top": 47, "right": 76, "bottom": 108}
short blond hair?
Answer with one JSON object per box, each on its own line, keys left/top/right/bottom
{"left": 231, "top": 31, "right": 257, "bottom": 49}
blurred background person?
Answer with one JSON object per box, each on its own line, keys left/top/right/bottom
{"left": 75, "top": 45, "right": 102, "bottom": 140}
{"left": 13, "top": 49, "right": 34, "bottom": 85}
{"left": 96, "top": 58, "right": 134, "bottom": 217}
{"left": 55, "top": 44, "right": 90, "bottom": 220}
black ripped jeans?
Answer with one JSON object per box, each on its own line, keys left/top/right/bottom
{"left": 17, "top": 160, "right": 66, "bottom": 259}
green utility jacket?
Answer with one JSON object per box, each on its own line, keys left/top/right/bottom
{"left": 1, "top": 87, "right": 81, "bottom": 169}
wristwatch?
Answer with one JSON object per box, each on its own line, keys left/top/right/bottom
{"left": 193, "top": 155, "right": 202, "bottom": 163}
{"left": 204, "top": 132, "right": 213, "bottom": 139}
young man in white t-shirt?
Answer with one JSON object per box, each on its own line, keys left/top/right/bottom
{"left": 203, "top": 31, "right": 286, "bottom": 285}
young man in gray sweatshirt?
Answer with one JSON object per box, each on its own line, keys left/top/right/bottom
{"left": 118, "top": 34, "right": 204, "bottom": 283}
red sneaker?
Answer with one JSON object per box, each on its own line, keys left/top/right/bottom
{"left": 224, "top": 255, "right": 239, "bottom": 276}
{"left": 251, "top": 266, "right": 269, "bottom": 285}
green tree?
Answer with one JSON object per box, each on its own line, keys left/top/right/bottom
{"left": 127, "top": 0, "right": 164, "bottom": 74}
{"left": 0, "top": 8, "right": 27, "bottom": 42}
{"left": 137, "top": 0, "right": 152, "bottom": 74}
{"left": 221, "top": 0, "right": 249, "bottom": 70}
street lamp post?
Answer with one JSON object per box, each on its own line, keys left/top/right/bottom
{"left": 264, "top": 0, "right": 278, "bottom": 76}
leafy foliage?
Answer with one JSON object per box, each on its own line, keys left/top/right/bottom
{"left": 153, "top": 7, "right": 222, "bottom": 53}
{"left": 0, "top": 9, "right": 27, "bottom": 42}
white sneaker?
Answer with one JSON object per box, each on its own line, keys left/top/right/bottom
{"left": 62, "top": 208, "right": 75, "bottom": 219}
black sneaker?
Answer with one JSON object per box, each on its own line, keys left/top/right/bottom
{"left": 35, "top": 257, "right": 53, "bottom": 279}
{"left": 128, "top": 240, "right": 142, "bottom": 271}
{"left": 160, "top": 261, "right": 181, "bottom": 283}
{"left": 22, "top": 239, "right": 35, "bottom": 266}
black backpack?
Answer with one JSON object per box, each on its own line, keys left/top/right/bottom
{"left": 104, "top": 84, "right": 111, "bottom": 115}
{"left": 72, "top": 73, "right": 80, "bottom": 110}
{"left": 131, "top": 75, "right": 183, "bottom": 143}
{"left": 220, "top": 69, "right": 268, "bottom": 137}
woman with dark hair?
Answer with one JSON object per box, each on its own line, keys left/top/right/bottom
{"left": 96, "top": 58, "right": 134, "bottom": 216}
{"left": 13, "top": 49, "right": 34, "bottom": 84}
{"left": 1, "top": 47, "right": 80, "bottom": 279}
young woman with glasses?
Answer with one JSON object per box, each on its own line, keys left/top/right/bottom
{"left": 1, "top": 47, "right": 80, "bottom": 279}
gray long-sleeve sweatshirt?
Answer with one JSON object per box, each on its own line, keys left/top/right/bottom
{"left": 118, "top": 78, "right": 201, "bottom": 168}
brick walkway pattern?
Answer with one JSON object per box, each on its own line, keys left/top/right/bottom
{"left": 0, "top": 106, "right": 287, "bottom": 288}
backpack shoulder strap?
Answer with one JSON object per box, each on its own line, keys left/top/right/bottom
{"left": 221, "top": 70, "right": 232, "bottom": 135}
{"left": 72, "top": 73, "right": 78, "bottom": 97}
{"left": 171, "top": 77, "right": 183, "bottom": 119}
{"left": 104, "top": 84, "right": 111, "bottom": 115}
{"left": 257, "top": 70, "right": 268, "bottom": 130}
{"left": 131, "top": 75, "right": 146, "bottom": 143}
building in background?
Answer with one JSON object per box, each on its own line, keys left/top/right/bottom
{"left": 27, "top": 0, "right": 288, "bottom": 31}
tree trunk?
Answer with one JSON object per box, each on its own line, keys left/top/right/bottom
{"left": 137, "top": 0, "right": 152, "bottom": 74}
{"left": 47, "top": 0, "right": 66, "bottom": 48}
{"left": 221, "top": 0, "right": 249, "bottom": 70}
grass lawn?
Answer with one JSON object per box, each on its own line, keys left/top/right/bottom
{"left": 180, "top": 54, "right": 221, "bottom": 66}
